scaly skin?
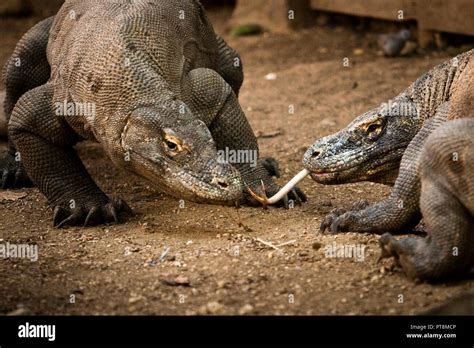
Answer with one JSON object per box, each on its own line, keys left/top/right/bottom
{"left": 380, "top": 119, "right": 474, "bottom": 282}
{"left": 2, "top": 0, "right": 305, "bottom": 227}
{"left": 303, "top": 50, "right": 472, "bottom": 234}
{"left": 379, "top": 55, "right": 474, "bottom": 281}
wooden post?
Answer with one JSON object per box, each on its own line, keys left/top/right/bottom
{"left": 230, "top": 0, "right": 311, "bottom": 33}
{"left": 287, "top": 0, "right": 311, "bottom": 30}
{"left": 417, "top": 27, "right": 435, "bottom": 49}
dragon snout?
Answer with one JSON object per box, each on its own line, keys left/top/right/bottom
{"left": 211, "top": 175, "right": 234, "bottom": 190}
{"left": 197, "top": 160, "right": 243, "bottom": 202}
{"left": 303, "top": 145, "right": 325, "bottom": 169}
{"left": 308, "top": 148, "right": 323, "bottom": 160}
{"left": 302, "top": 142, "right": 344, "bottom": 183}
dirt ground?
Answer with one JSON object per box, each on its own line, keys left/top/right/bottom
{"left": 0, "top": 7, "right": 473, "bottom": 316}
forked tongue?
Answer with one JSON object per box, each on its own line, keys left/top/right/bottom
{"left": 247, "top": 169, "right": 310, "bottom": 205}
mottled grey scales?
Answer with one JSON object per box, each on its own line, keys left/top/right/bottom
{"left": 1, "top": 0, "right": 305, "bottom": 227}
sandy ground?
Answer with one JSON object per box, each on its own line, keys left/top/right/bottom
{"left": 0, "top": 8, "right": 473, "bottom": 315}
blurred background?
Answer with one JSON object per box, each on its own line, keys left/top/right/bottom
{"left": 1, "top": 0, "right": 472, "bottom": 47}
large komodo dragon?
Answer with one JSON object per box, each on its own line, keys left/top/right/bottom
{"left": 1, "top": 0, "right": 305, "bottom": 227}
{"left": 303, "top": 50, "right": 473, "bottom": 281}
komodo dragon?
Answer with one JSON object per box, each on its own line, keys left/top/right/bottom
{"left": 246, "top": 50, "right": 473, "bottom": 281}
{"left": 1, "top": 0, "right": 305, "bottom": 227}
{"left": 302, "top": 49, "right": 472, "bottom": 235}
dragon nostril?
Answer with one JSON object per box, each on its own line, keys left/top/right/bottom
{"left": 216, "top": 180, "right": 229, "bottom": 189}
{"left": 212, "top": 173, "right": 235, "bottom": 190}
{"left": 311, "top": 150, "right": 321, "bottom": 159}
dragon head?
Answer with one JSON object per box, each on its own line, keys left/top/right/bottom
{"left": 118, "top": 104, "right": 243, "bottom": 204}
{"left": 303, "top": 94, "right": 419, "bottom": 185}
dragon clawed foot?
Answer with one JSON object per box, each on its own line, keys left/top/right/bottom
{"left": 319, "top": 199, "right": 371, "bottom": 233}
{"left": 53, "top": 197, "right": 134, "bottom": 228}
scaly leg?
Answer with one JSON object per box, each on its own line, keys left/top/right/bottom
{"left": 1, "top": 16, "right": 54, "bottom": 189}
{"left": 215, "top": 35, "right": 244, "bottom": 97}
{"left": 380, "top": 119, "right": 474, "bottom": 281}
{"left": 9, "top": 84, "right": 133, "bottom": 227}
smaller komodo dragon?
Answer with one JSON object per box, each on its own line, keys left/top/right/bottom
{"left": 301, "top": 50, "right": 473, "bottom": 281}
{"left": 302, "top": 49, "right": 472, "bottom": 235}
{"left": 1, "top": 0, "right": 305, "bottom": 228}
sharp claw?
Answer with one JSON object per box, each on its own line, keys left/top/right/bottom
{"left": 53, "top": 206, "right": 69, "bottom": 227}
{"left": 378, "top": 233, "right": 395, "bottom": 261}
{"left": 1, "top": 169, "right": 8, "bottom": 189}
{"left": 56, "top": 220, "right": 70, "bottom": 229}
{"left": 291, "top": 189, "right": 302, "bottom": 205}
{"left": 56, "top": 213, "right": 80, "bottom": 229}
{"left": 319, "top": 224, "right": 327, "bottom": 234}
{"left": 283, "top": 195, "right": 289, "bottom": 209}
{"left": 84, "top": 206, "right": 100, "bottom": 227}
{"left": 376, "top": 254, "right": 383, "bottom": 264}
{"left": 320, "top": 217, "right": 333, "bottom": 233}
{"left": 272, "top": 164, "right": 281, "bottom": 178}
{"left": 51, "top": 198, "right": 132, "bottom": 228}
{"left": 260, "top": 179, "right": 266, "bottom": 195}
{"left": 106, "top": 204, "right": 119, "bottom": 224}
{"left": 245, "top": 180, "right": 270, "bottom": 207}
{"left": 296, "top": 187, "right": 307, "bottom": 202}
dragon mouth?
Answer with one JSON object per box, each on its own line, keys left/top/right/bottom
{"left": 310, "top": 171, "right": 339, "bottom": 180}
{"left": 308, "top": 146, "right": 407, "bottom": 184}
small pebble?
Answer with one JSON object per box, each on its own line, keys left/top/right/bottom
{"left": 265, "top": 73, "right": 277, "bottom": 81}
{"left": 238, "top": 304, "right": 254, "bottom": 315}
{"left": 206, "top": 301, "right": 224, "bottom": 314}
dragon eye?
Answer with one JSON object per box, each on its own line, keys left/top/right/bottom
{"left": 363, "top": 119, "right": 384, "bottom": 141}
{"left": 166, "top": 140, "right": 178, "bottom": 151}
{"left": 367, "top": 123, "right": 381, "bottom": 134}
{"left": 163, "top": 130, "right": 188, "bottom": 154}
